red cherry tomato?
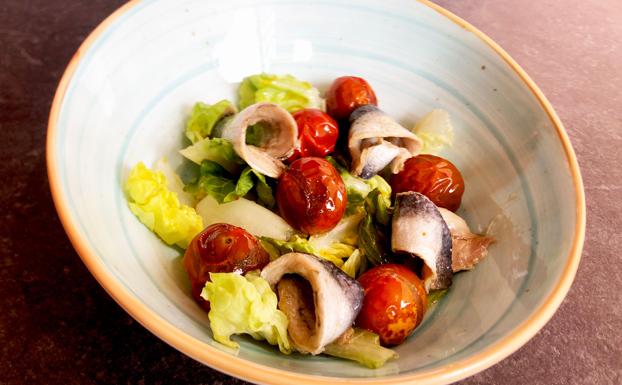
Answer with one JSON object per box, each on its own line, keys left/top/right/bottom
{"left": 286, "top": 109, "right": 339, "bottom": 163}
{"left": 356, "top": 264, "right": 427, "bottom": 346}
{"left": 326, "top": 76, "right": 378, "bottom": 121}
{"left": 183, "top": 223, "right": 269, "bottom": 311}
{"left": 390, "top": 154, "right": 465, "bottom": 212}
{"left": 277, "top": 157, "right": 347, "bottom": 235}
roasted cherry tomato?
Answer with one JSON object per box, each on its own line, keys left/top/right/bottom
{"left": 277, "top": 157, "right": 347, "bottom": 235}
{"left": 356, "top": 264, "right": 427, "bottom": 346}
{"left": 390, "top": 154, "right": 465, "bottom": 212}
{"left": 183, "top": 223, "right": 269, "bottom": 311}
{"left": 286, "top": 109, "right": 339, "bottom": 163}
{"left": 326, "top": 76, "right": 378, "bottom": 121}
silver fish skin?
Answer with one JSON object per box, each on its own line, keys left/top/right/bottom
{"left": 260, "top": 252, "right": 364, "bottom": 355}
{"left": 348, "top": 105, "right": 422, "bottom": 179}
{"left": 391, "top": 191, "right": 453, "bottom": 291}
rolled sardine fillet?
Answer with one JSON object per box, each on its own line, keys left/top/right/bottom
{"left": 348, "top": 105, "right": 422, "bottom": 178}
{"left": 392, "top": 191, "right": 453, "bottom": 291}
{"left": 222, "top": 102, "right": 297, "bottom": 178}
{"left": 260, "top": 252, "right": 364, "bottom": 355}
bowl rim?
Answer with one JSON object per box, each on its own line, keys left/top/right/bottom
{"left": 46, "top": 1, "right": 586, "bottom": 384}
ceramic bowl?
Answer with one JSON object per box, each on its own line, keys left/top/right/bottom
{"left": 47, "top": 0, "right": 585, "bottom": 384}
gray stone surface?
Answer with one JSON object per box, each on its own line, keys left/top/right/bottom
{"left": 0, "top": 0, "right": 619, "bottom": 384}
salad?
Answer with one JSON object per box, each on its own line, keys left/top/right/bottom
{"left": 125, "top": 74, "right": 494, "bottom": 368}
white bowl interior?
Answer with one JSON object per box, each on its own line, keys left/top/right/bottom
{"left": 52, "top": 0, "right": 579, "bottom": 379}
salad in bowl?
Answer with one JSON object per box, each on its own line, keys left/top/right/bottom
{"left": 124, "top": 73, "right": 493, "bottom": 368}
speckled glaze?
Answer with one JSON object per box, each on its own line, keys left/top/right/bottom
{"left": 46, "top": 1, "right": 585, "bottom": 384}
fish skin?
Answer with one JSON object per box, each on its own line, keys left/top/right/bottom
{"left": 348, "top": 105, "right": 422, "bottom": 179}
{"left": 260, "top": 252, "right": 364, "bottom": 355}
{"left": 391, "top": 192, "right": 453, "bottom": 291}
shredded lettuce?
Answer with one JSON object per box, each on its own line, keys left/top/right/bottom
{"left": 185, "top": 100, "right": 236, "bottom": 144}
{"left": 413, "top": 109, "right": 454, "bottom": 154}
{"left": 324, "top": 328, "right": 398, "bottom": 369}
{"left": 238, "top": 73, "right": 324, "bottom": 113}
{"left": 125, "top": 162, "right": 203, "bottom": 249}
{"left": 201, "top": 272, "right": 290, "bottom": 354}
{"left": 179, "top": 137, "right": 244, "bottom": 174}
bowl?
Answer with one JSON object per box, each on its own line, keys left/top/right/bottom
{"left": 46, "top": 0, "right": 585, "bottom": 383}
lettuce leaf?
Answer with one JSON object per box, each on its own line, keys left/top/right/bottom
{"left": 231, "top": 167, "right": 275, "bottom": 208}
{"left": 326, "top": 156, "right": 391, "bottom": 216}
{"left": 341, "top": 249, "right": 365, "bottom": 279}
{"left": 364, "top": 188, "right": 391, "bottom": 226}
{"left": 188, "top": 162, "right": 275, "bottom": 206}
{"left": 260, "top": 235, "right": 346, "bottom": 267}
{"left": 201, "top": 272, "right": 291, "bottom": 354}
{"left": 179, "top": 137, "right": 244, "bottom": 174}
{"left": 238, "top": 73, "right": 324, "bottom": 113}
{"left": 125, "top": 162, "right": 203, "bottom": 249}
{"left": 413, "top": 109, "right": 454, "bottom": 154}
{"left": 324, "top": 328, "right": 398, "bottom": 369}
{"left": 308, "top": 212, "right": 364, "bottom": 250}
{"left": 185, "top": 100, "right": 236, "bottom": 144}
{"left": 357, "top": 212, "right": 389, "bottom": 266}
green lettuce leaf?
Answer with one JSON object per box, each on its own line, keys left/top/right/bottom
{"left": 341, "top": 249, "right": 365, "bottom": 279}
{"left": 324, "top": 328, "right": 398, "bottom": 369}
{"left": 185, "top": 100, "right": 237, "bottom": 144}
{"left": 364, "top": 188, "right": 391, "bottom": 226}
{"left": 201, "top": 272, "right": 291, "bottom": 354}
{"left": 238, "top": 73, "right": 324, "bottom": 113}
{"left": 326, "top": 156, "right": 391, "bottom": 216}
{"left": 358, "top": 211, "right": 389, "bottom": 266}
{"left": 260, "top": 235, "right": 346, "bottom": 267}
{"left": 308, "top": 212, "right": 364, "bottom": 250}
{"left": 245, "top": 122, "right": 269, "bottom": 146}
{"left": 413, "top": 109, "right": 454, "bottom": 154}
{"left": 125, "top": 162, "right": 203, "bottom": 249}
{"left": 189, "top": 163, "right": 275, "bottom": 206}
{"left": 179, "top": 137, "right": 244, "bottom": 174}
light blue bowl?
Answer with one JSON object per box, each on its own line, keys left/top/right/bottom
{"left": 47, "top": 1, "right": 585, "bottom": 384}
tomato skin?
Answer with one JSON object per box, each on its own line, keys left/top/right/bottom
{"left": 286, "top": 109, "right": 339, "bottom": 163}
{"left": 277, "top": 157, "right": 347, "bottom": 235}
{"left": 356, "top": 264, "right": 427, "bottom": 346}
{"left": 326, "top": 76, "right": 378, "bottom": 121}
{"left": 390, "top": 154, "right": 465, "bottom": 212}
{"left": 183, "top": 223, "right": 269, "bottom": 311}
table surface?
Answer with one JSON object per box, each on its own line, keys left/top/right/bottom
{"left": 1, "top": 1, "right": 620, "bottom": 384}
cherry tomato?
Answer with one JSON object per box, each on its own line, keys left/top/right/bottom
{"left": 390, "top": 154, "right": 465, "bottom": 212}
{"left": 285, "top": 109, "right": 339, "bottom": 163}
{"left": 326, "top": 76, "right": 378, "bottom": 121}
{"left": 183, "top": 223, "right": 269, "bottom": 311}
{"left": 277, "top": 157, "right": 347, "bottom": 235}
{"left": 356, "top": 264, "right": 427, "bottom": 346}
